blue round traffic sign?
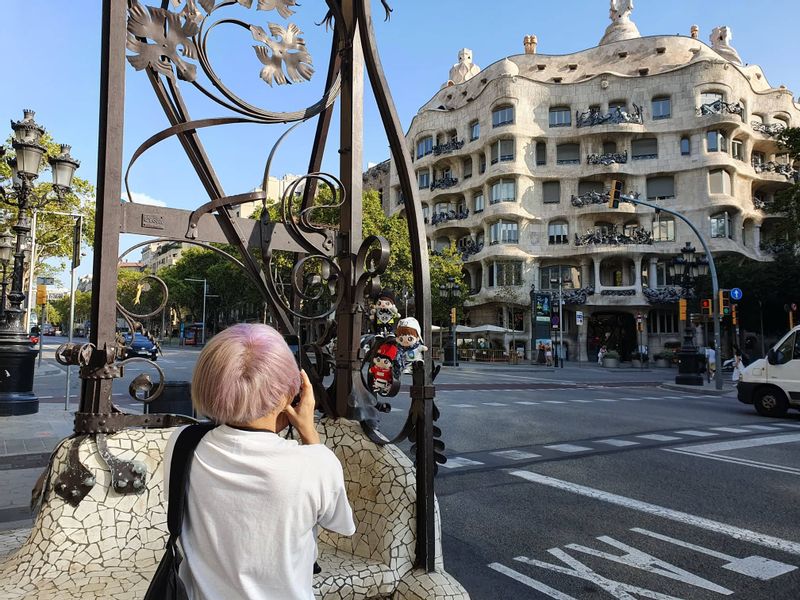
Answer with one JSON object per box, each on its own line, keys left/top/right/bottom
{"left": 730, "top": 287, "right": 743, "bottom": 301}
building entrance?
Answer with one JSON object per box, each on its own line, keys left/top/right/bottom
{"left": 588, "top": 312, "right": 637, "bottom": 361}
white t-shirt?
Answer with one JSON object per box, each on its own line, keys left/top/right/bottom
{"left": 705, "top": 348, "right": 716, "bottom": 366}
{"left": 164, "top": 425, "right": 356, "bottom": 600}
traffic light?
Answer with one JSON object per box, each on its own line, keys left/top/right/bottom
{"left": 608, "top": 180, "right": 623, "bottom": 209}
{"left": 450, "top": 307, "right": 457, "bottom": 325}
{"left": 719, "top": 289, "right": 731, "bottom": 317}
{"left": 678, "top": 299, "right": 687, "bottom": 322}
{"left": 701, "top": 298, "right": 712, "bottom": 317}
{"left": 731, "top": 303, "right": 738, "bottom": 326}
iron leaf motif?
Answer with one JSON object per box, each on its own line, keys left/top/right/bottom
{"left": 127, "top": 0, "right": 199, "bottom": 82}
{"left": 251, "top": 23, "right": 314, "bottom": 86}
{"left": 257, "top": 0, "right": 299, "bottom": 18}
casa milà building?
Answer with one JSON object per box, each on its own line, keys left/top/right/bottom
{"left": 386, "top": 3, "right": 798, "bottom": 362}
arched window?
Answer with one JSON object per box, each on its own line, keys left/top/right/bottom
{"left": 680, "top": 137, "right": 691, "bottom": 156}
{"left": 492, "top": 105, "right": 514, "bottom": 128}
{"left": 548, "top": 221, "right": 569, "bottom": 245}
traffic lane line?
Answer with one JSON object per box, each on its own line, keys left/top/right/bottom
{"left": 663, "top": 433, "right": 800, "bottom": 476}
{"left": 507, "top": 470, "right": 800, "bottom": 556}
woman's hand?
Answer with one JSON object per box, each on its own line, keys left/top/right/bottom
{"left": 283, "top": 370, "right": 321, "bottom": 445}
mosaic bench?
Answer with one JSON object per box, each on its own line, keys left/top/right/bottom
{"left": 0, "top": 418, "right": 469, "bottom": 600}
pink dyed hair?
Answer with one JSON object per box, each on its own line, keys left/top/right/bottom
{"left": 191, "top": 324, "right": 300, "bottom": 423}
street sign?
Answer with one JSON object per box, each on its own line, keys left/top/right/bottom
{"left": 576, "top": 311, "right": 584, "bottom": 326}
{"left": 36, "top": 277, "right": 55, "bottom": 285}
{"left": 551, "top": 315, "right": 560, "bottom": 327}
{"left": 730, "top": 287, "right": 743, "bottom": 301}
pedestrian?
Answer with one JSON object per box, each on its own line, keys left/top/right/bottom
{"left": 597, "top": 345, "right": 607, "bottom": 365}
{"left": 537, "top": 342, "right": 546, "bottom": 364}
{"left": 163, "top": 324, "right": 356, "bottom": 599}
{"left": 731, "top": 348, "right": 744, "bottom": 382}
{"left": 705, "top": 344, "right": 716, "bottom": 382}
{"left": 545, "top": 345, "right": 553, "bottom": 367}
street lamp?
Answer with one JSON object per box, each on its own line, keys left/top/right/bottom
{"left": 0, "top": 110, "right": 79, "bottom": 416}
{"left": 669, "top": 242, "right": 710, "bottom": 386}
{"left": 439, "top": 276, "right": 460, "bottom": 366}
{"left": 549, "top": 275, "right": 565, "bottom": 368}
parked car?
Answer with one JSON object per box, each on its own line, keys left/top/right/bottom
{"left": 737, "top": 325, "right": 800, "bottom": 417}
{"left": 122, "top": 333, "right": 158, "bottom": 361}
{"left": 41, "top": 324, "right": 56, "bottom": 336}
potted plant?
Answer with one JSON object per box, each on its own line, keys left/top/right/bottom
{"left": 654, "top": 351, "right": 674, "bottom": 368}
{"left": 602, "top": 350, "right": 620, "bottom": 368}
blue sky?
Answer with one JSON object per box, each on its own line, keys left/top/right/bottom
{"left": 1, "top": 0, "right": 798, "bottom": 286}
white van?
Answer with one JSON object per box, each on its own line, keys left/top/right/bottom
{"left": 737, "top": 325, "right": 800, "bottom": 417}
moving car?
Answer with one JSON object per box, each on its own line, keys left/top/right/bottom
{"left": 29, "top": 327, "right": 40, "bottom": 346}
{"left": 737, "top": 325, "right": 800, "bottom": 417}
{"left": 122, "top": 333, "right": 159, "bottom": 361}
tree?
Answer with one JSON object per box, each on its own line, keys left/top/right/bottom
{"left": 50, "top": 289, "right": 92, "bottom": 332}
{"left": 772, "top": 127, "right": 800, "bottom": 244}
{"left": 0, "top": 133, "right": 95, "bottom": 279}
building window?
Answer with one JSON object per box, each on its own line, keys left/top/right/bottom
{"left": 492, "top": 105, "right": 514, "bottom": 127}
{"left": 710, "top": 212, "right": 732, "bottom": 239}
{"left": 709, "top": 169, "right": 732, "bottom": 195}
{"left": 652, "top": 215, "right": 675, "bottom": 241}
{"left": 535, "top": 142, "right": 547, "bottom": 166}
{"left": 609, "top": 100, "right": 627, "bottom": 112}
{"left": 652, "top": 96, "right": 671, "bottom": 120}
{"left": 540, "top": 265, "right": 579, "bottom": 289}
{"left": 751, "top": 151, "right": 765, "bottom": 166}
{"left": 549, "top": 106, "right": 571, "bottom": 128}
{"left": 489, "top": 261, "right": 523, "bottom": 286}
{"left": 417, "top": 170, "right": 430, "bottom": 189}
{"left": 422, "top": 204, "right": 430, "bottom": 221}
{"left": 548, "top": 221, "right": 569, "bottom": 245}
{"left": 680, "top": 137, "right": 691, "bottom": 156}
{"left": 646, "top": 175, "right": 675, "bottom": 200}
{"left": 578, "top": 180, "right": 604, "bottom": 196}
{"left": 470, "top": 120, "right": 480, "bottom": 141}
{"left": 700, "top": 91, "right": 724, "bottom": 106}
{"left": 602, "top": 140, "right": 617, "bottom": 154}
{"left": 490, "top": 220, "right": 519, "bottom": 244}
{"left": 474, "top": 193, "right": 485, "bottom": 213}
{"left": 731, "top": 139, "right": 743, "bottom": 161}
{"left": 490, "top": 139, "right": 515, "bottom": 164}
{"left": 433, "top": 237, "right": 450, "bottom": 252}
{"left": 556, "top": 143, "right": 580, "bottom": 165}
{"left": 416, "top": 136, "right": 433, "bottom": 159}
{"left": 647, "top": 310, "right": 679, "bottom": 334}
{"left": 594, "top": 221, "right": 613, "bottom": 236}
{"left": 542, "top": 181, "right": 561, "bottom": 204}
{"left": 632, "top": 138, "right": 658, "bottom": 160}
{"left": 479, "top": 154, "right": 486, "bottom": 174}
{"left": 462, "top": 158, "right": 473, "bottom": 179}
{"left": 707, "top": 130, "right": 727, "bottom": 153}
{"left": 490, "top": 179, "right": 516, "bottom": 203}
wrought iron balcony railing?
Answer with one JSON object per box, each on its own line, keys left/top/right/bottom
{"left": 696, "top": 99, "right": 744, "bottom": 118}
{"left": 752, "top": 161, "right": 797, "bottom": 180}
{"left": 460, "top": 240, "right": 484, "bottom": 260}
{"left": 429, "top": 176, "right": 459, "bottom": 190}
{"left": 432, "top": 139, "right": 465, "bottom": 156}
{"left": 760, "top": 240, "right": 794, "bottom": 254}
{"left": 570, "top": 190, "right": 639, "bottom": 208}
{"left": 587, "top": 151, "right": 628, "bottom": 165}
{"left": 576, "top": 104, "right": 643, "bottom": 128}
{"left": 574, "top": 225, "right": 653, "bottom": 246}
{"left": 429, "top": 209, "right": 469, "bottom": 226}
{"left": 751, "top": 121, "right": 786, "bottom": 137}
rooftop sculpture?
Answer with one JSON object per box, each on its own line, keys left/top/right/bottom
{"left": 599, "top": 0, "right": 640, "bottom": 45}
{"left": 448, "top": 48, "right": 481, "bottom": 85}
{"left": 710, "top": 25, "right": 743, "bottom": 65}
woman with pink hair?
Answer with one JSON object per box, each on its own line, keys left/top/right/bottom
{"left": 163, "top": 323, "right": 355, "bottom": 600}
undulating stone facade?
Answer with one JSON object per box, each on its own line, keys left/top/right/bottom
{"left": 0, "top": 420, "right": 468, "bottom": 599}
{"left": 387, "top": 3, "right": 799, "bottom": 362}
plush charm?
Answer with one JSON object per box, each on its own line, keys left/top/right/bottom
{"left": 369, "top": 289, "right": 400, "bottom": 337}
{"left": 368, "top": 342, "right": 401, "bottom": 396}
{"left": 396, "top": 317, "right": 427, "bottom": 374}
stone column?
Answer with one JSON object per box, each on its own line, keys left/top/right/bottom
{"left": 753, "top": 224, "right": 761, "bottom": 253}
{"left": 634, "top": 256, "right": 643, "bottom": 291}
{"left": 580, "top": 258, "right": 591, "bottom": 289}
{"left": 648, "top": 257, "right": 658, "bottom": 288}
{"left": 594, "top": 258, "right": 603, "bottom": 293}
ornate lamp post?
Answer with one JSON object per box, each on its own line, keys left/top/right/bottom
{"left": 439, "top": 276, "right": 460, "bottom": 366}
{"left": 0, "top": 230, "right": 13, "bottom": 321}
{"left": 669, "top": 242, "right": 709, "bottom": 385}
{"left": 0, "top": 110, "right": 79, "bottom": 416}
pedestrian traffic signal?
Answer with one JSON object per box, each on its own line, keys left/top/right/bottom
{"left": 608, "top": 180, "right": 623, "bottom": 209}
{"left": 731, "top": 303, "right": 738, "bottom": 326}
{"left": 679, "top": 298, "right": 687, "bottom": 321}
{"left": 719, "top": 289, "right": 731, "bottom": 317}
{"left": 701, "top": 298, "right": 712, "bottom": 317}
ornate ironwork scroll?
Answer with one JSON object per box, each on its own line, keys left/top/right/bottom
{"left": 77, "top": 0, "right": 442, "bottom": 571}
{"left": 751, "top": 121, "right": 786, "bottom": 137}
{"left": 696, "top": 99, "right": 744, "bottom": 118}
{"left": 576, "top": 104, "right": 643, "bottom": 128}
{"left": 587, "top": 151, "right": 627, "bottom": 165}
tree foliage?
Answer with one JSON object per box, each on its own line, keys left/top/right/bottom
{"left": 0, "top": 133, "right": 96, "bottom": 279}
{"left": 772, "top": 127, "right": 800, "bottom": 244}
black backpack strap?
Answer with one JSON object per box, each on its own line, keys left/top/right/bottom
{"left": 167, "top": 423, "right": 217, "bottom": 540}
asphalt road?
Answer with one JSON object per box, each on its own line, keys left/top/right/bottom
{"left": 29, "top": 338, "right": 800, "bottom": 599}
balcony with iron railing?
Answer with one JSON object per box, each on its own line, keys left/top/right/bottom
{"left": 696, "top": 99, "right": 744, "bottom": 119}
{"left": 587, "top": 151, "right": 628, "bottom": 166}
{"left": 751, "top": 122, "right": 786, "bottom": 138}
{"left": 574, "top": 225, "right": 653, "bottom": 246}
{"left": 576, "top": 104, "right": 643, "bottom": 128}
{"left": 571, "top": 191, "right": 639, "bottom": 208}
{"left": 752, "top": 160, "right": 797, "bottom": 180}
{"left": 432, "top": 138, "right": 465, "bottom": 156}
{"left": 428, "top": 209, "right": 470, "bottom": 226}
{"left": 429, "top": 176, "right": 459, "bottom": 191}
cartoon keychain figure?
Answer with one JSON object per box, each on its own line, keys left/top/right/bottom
{"left": 395, "top": 317, "right": 427, "bottom": 374}
{"left": 368, "top": 342, "right": 401, "bottom": 397}
{"left": 369, "top": 289, "right": 400, "bottom": 337}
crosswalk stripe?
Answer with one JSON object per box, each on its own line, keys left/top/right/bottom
{"left": 491, "top": 450, "right": 542, "bottom": 461}
{"left": 637, "top": 434, "right": 681, "bottom": 442}
{"left": 440, "top": 457, "right": 484, "bottom": 469}
{"left": 514, "top": 401, "right": 539, "bottom": 405}
{"left": 544, "top": 444, "right": 593, "bottom": 453}
{"left": 711, "top": 427, "right": 751, "bottom": 433}
{"left": 450, "top": 404, "right": 475, "bottom": 408}
{"left": 742, "top": 425, "right": 783, "bottom": 431}
{"left": 596, "top": 439, "right": 639, "bottom": 447}
{"left": 595, "top": 398, "right": 619, "bottom": 402}
{"left": 675, "top": 430, "right": 718, "bottom": 437}
{"left": 571, "top": 399, "right": 594, "bottom": 403}
{"left": 542, "top": 400, "right": 566, "bottom": 404}
{"left": 482, "top": 402, "right": 508, "bottom": 406}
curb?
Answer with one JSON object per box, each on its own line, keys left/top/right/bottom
{"left": 660, "top": 382, "right": 733, "bottom": 396}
